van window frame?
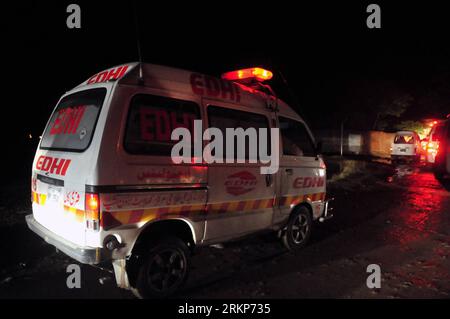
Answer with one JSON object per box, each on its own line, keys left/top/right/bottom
{"left": 123, "top": 93, "right": 202, "bottom": 157}
{"left": 39, "top": 87, "right": 108, "bottom": 153}
{"left": 206, "top": 104, "right": 272, "bottom": 163}
{"left": 278, "top": 115, "right": 317, "bottom": 157}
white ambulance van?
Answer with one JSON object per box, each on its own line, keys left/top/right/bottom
{"left": 391, "top": 130, "right": 421, "bottom": 164}
{"left": 26, "top": 63, "right": 332, "bottom": 298}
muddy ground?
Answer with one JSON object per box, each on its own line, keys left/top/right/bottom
{"left": 0, "top": 158, "right": 449, "bottom": 299}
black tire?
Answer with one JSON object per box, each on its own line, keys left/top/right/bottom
{"left": 133, "top": 236, "right": 190, "bottom": 298}
{"left": 282, "top": 206, "right": 313, "bottom": 251}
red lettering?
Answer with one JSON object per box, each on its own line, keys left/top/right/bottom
{"left": 35, "top": 156, "right": 71, "bottom": 176}
{"left": 191, "top": 73, "right": 241, "bottom": 103}
{"left": 60, "top": 159, "right": 71, "bottom": 176}
{"left": 87, "top": 74, "right": 98, "bottom": 84}
{"left": 50, "top": 105, "right": 86, "bottom": 136}
{"left": 220, "top": 80, "right": 235, "bottom": 100}
{"left": 117, "top": 65, "right": 129, "bottom": 78}
{"left": 49, "top": 158, "right": 66, "bottom": 175}
{"left": 235, "top": 85, "right": 241, "bottom": 102}
{"left": 170, "top": 112, "right": 195, "bottom": 130}
{"left": 155, "top": 110, "right": 171, "bottom": 141}
{"left": 71, "top": 106, "right": 86, "bottom": 134}
{"left": 140, "top": 109, "right": 171, "bottom": 142}
{"left": 36, "top": 156, "right": 45, "bottom": 170}
{"left": 106, "top": 66, "right": 128, "bottom": 81}
{"left": 105, "top": 67, "right": 122, "bottom": 81}
{"left": 140, "top": 108, "right": 155, "bottom": 141}
{"left": 42, "top": 157, "right": 53, "bottom": 172}
{"left": 317, "top": 178, "right": 325, "bottom": 187}
{"left": 62, "top": 108, "right": 76, "bottom": 134}
{"left": 190, "top": 73, "right": 204, "bottom": 95}
{"left": 96, "top": 71, "right": 108, "bottom": 83}
{"left": 204, "top": 76, "right": 220, "bottom": 97}
{"left": 303, "top": 177, "right": 312, "bottom": 188}
{"left": 293, "top": 177, "right": 304, "bottom": 188}
{"left": 87, "top": 65, "right": 129, "bottom": 84}
{"left": 50, "top": 110, "right": 64, "bottom": 135}
{"left": 293, "top": 177, "right": 325, "bottom": 188}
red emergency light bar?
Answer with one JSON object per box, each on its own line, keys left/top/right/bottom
{"left": 221, "top": 67, "right": 273, "bottom": 82}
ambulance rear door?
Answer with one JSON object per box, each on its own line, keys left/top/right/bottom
{"left": 31, "top": 87, "right": 111, "bottom": 246}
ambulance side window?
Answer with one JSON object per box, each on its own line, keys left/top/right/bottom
{"left": 279, "top": 117, "right": 316, "bottom": 157}
{"left": 124, "top": 94, "right": 200, "bottom": 156}
{"left": 208, "top": 105, "right": 270, "bottom": 161}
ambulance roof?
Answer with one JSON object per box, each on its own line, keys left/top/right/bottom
{"left": 72, "top": 62, "right": 300, "bottom": 119}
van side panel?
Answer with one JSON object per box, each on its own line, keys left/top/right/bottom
{"left": 93, "top": 85, "right": 207, "bottom": 250}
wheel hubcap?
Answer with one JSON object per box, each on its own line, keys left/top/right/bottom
{"left": 292, "top": 214, "right": 309, "bottom": 244}
{"left": 147, "top": 248, "right": 186, "bottom": 292}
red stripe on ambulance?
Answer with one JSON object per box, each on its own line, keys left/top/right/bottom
{"left": 36, "top": 156, "right": 71, "bottom": 176}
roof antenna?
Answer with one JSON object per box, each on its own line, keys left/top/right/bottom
{"left": 274, "top": 64, "right": 306, "bottom": 120}
{"left": 132, "top": 1, "right": 144, "bottom": 84}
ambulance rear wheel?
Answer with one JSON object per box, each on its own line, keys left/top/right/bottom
{"left": 282, "top": 206, "right": 312, "bottom": 250}
{"left": 134, "top": 236, "right": 190, "bottom": 298}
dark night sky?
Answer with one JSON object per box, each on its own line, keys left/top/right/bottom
{"left": 3, "top": 1, "right": 450, "bottom": 148}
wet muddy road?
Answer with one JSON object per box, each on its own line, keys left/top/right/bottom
{"left": 1, "top": 163, "right": 449, "bottom": 298}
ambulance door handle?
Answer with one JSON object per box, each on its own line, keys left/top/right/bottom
{"left": 265, "top": 174, "right": 273, "bottom": 187}
{"left": 285, "top": 168, "right": 293, "bottom": 175}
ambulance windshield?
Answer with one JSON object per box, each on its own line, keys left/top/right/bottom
{"left": 40, "top": 88, "right": 106, "bottom": 151}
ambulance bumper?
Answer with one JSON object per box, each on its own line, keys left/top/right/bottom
{"left": 391, "top": 154, "right": 416, "bottom": 161}
{"left": 319, "top": 197, "right": 334, "bottom": 222}
{"left": 26, "top": 214, "right": 105, "bottom": 265}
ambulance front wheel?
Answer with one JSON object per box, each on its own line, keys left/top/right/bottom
{"left": 282, "top": 206, "right": 312, "bottom": 250}
{"left": 133, "top": 236, "right": 190, "bottom": 298}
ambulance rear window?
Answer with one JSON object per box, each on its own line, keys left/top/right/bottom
{"left": 124, "top": 94, "right": 200, "bottom": 156}
{"left": 40, "top": 88, "right": 106, "bottom": 152}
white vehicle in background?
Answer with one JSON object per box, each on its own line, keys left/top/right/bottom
{"left": 26, "top": 62, "right": 333, "bottom": 298}
{"left": 391, "top": 130, "right": 421, "bottom": 164}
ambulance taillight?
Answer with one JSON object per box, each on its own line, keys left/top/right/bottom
{"left": 85, "top": 193, "right": 100, "bottom": 231}
{"left": 221, "top": 67, "right": 273, "bottom": 82}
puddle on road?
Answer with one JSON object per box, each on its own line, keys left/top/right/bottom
{"left": 383, "top": 163, "right": 447, "bottom": 247}
{"left": 387, "top": 164, "right": 420, "bottom": 181}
